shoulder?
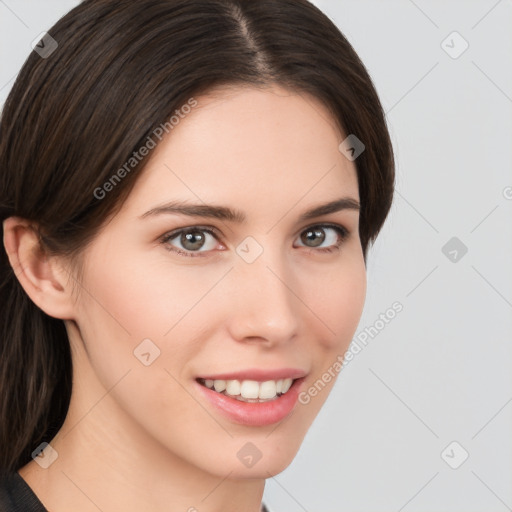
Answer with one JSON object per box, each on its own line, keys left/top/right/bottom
{"left": 0, "top": 471, "right": 48, "bottom": 512}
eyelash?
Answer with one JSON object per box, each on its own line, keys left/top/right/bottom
{"left": 159, "top": 223, "right": 350, "bottom": 258}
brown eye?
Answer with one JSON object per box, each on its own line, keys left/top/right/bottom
{"left": 161, "top": 227, "right": 219, "bottom": 257}
{"left": 295, "top": 224, "right": 348, "bottom": 252}
{"left": 179, "top": 229, "right": 208, "bottom": 251}
{"left": 301, "top": 227, "right": 326, "bottom": 247}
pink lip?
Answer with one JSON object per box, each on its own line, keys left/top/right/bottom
{"left": 195, "top": 376, "right": 306, "bottom": 426}
{"left": 197, "top": 368, "right": 307, "bottom": 382}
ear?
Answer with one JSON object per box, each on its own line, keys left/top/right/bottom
{"left": 2, "top": 216, "right": 77, "bottom": 320}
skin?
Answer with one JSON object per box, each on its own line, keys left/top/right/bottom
{"left": 3, "top": 84, "right": 366, "bottom": 512}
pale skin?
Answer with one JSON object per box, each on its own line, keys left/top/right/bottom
{"left": 3, "top": 84, "right": 367, "bottom": 512}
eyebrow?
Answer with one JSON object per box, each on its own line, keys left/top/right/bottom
{"left": 139, "top": 196, "right": 360, "bottom": 223}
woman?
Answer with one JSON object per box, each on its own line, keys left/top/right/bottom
{"left": 0, "top": 0, "right": 395, "bottom": 510}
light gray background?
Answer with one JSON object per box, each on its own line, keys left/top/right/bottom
{"left": 1, "top": 1, "right": 511, "bottom": 511}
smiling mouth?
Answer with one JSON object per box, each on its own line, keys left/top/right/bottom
{"left": 196, "top": 377, "right": 297, "bottom": 403}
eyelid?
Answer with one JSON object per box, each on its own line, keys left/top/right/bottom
{"left": 293, "top": 222, "right": 349, "bottom": 241}
{"left": 160, "top": 225, "right": 222, "bottom": 245}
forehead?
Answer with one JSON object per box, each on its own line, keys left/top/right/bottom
{"left": 121, "top": 85, "right": 359, "bottom": 220}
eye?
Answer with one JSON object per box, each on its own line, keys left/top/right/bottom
{"left": 294, "top": 224, "right": 349, "bottom": 254}
{"left": 160, "top": 227, "right": 220, "bottom": 258}
{"left": 160, "top": 223, "right": 349, "bottom": 258}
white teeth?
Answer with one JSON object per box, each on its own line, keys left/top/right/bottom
{"left": 226, "top": 380, "right": 241, "bottom": 396}
{"left": 240, "top": 380, "right": 260, "bottom": 399}
{"left": 213, "top": 379, "right": 226, "bottom": 392}
{"left": 281, "top": 378, "right": 293, "bottom": 393}
{"left": 258, "top": 380, "right": 277, "bottom": 399}
{"left": 200, "top": 377, "right": 295, "bottom": 401}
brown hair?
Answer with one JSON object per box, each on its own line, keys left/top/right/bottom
{"left": 0, "top": 0, "right": 395, "bottom": 474}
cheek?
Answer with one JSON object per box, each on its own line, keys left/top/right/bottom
{"left": 78, "top": 256, "right": 223, "bottom": 343}
{"left": 71, "top": 258, "right": 220, "bottom": 433}
{"left": 303, "top": 254, "right": 367, "bottom": 352}
{"left": 72, "top": 255, "right": 232, "bottom": 410}
{"left": 293, "top": 260, "right": 366, "bottom": 424}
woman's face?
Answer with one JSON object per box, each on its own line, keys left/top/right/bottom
{"left": 66, "top": 84, "right": 366, "bottom": 478}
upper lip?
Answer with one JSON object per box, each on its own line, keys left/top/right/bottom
{"left": 197, "top": 368, "right": 307, "bottom": 382}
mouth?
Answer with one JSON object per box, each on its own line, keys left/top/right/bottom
{"left": 194, "top": 375, "right": 307, "bottom": 426}
{"left": 196, "top": 376, "right": 298, "bottom": 403}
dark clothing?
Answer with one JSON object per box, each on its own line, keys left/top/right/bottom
{"left": 0, "top": 471, "right": 271, "bottom": 511}
{"left": 0, "top": 472, "right": 47, "bottom": 512}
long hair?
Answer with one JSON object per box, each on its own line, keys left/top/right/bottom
{"left": 0, "top": 0, "right": 395, "bottom": 474}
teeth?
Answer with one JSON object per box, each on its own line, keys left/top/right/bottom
{"left": 226, "top": 380, "right": 241, "bottom": 396}
{"left": 200, "top": 378, "right": 294, "bottom": 401}
{"left": 213, "top": 380, "right": 226, "bottom": 392}
{"left": 258, "top": 380, "right": 277, "bottom": 399}
{"left": 281, "top": 378, "right": 293, "bottom": 394}
{"left": 241, "top": 380, "right": 260, "bottom": 399}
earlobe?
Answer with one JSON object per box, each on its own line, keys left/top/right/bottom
{"left": 2, "top": 216, "right": 76, "bottom": 320}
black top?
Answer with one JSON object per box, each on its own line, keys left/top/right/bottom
{"left": 0, "top": 471, "right": 271, "bottom": 511}
{"left": 0, "top": 472, "right": 47, "bottom": 511}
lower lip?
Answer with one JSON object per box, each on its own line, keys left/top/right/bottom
{"left": 195, "top": 378, "right": 306, "bottom": 426}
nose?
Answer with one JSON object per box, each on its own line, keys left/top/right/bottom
{"left": 226, "top": 250, "right": 300, "bottom": 346}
